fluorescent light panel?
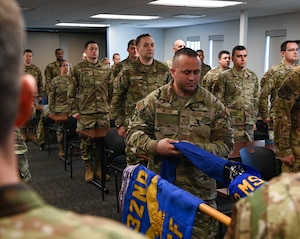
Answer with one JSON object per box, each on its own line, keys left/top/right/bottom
{"left": 91, "top": 14, "right": 160, "bottom": 20}
{"left": 149, "top": 0, "right": 245, "bottom": 8}
{"left": 56, "top": 23, "right": 109, "bottom": 27}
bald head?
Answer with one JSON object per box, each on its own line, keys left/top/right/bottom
{"left": 173, "top": 39, "right": 186, "bottom": 53}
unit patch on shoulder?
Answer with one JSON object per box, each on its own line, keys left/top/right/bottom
{"left": 278, "top": 85, "right": 292, "bottom": 99}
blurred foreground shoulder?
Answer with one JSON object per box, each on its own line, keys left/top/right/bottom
{"left": 225, "top": 172, "right": 300, "bottom": 238}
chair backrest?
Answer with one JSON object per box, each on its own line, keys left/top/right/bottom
{"left": 254, "top": 120, "right": 269, "bottom": 140}
{"left": 239, "top": 146, "right": 278, "bottom": 181}
{"left": 105, "top": 128, "right": 126, "bottom": 159}
{"left": 66, "top": 116, "right": 79, "bottom": 141}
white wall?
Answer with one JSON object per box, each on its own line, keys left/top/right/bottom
{"left": 25, "top": 11, "right": 300, "bottom": 82}
{"left": 26, "top": 31, "right": 106, "bottom": 79}
{"left": 164, "top": 11, "right": 300, "bottom": 79}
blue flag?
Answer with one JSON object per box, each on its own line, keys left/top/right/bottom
{"left": 170, "top": 142, "right": 265, "bottom": 199}
{"left": 122, "top": 165, "right": 204, "bottom": 239}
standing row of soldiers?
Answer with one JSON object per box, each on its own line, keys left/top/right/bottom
{"left": 21, "top": 34, "right": 300, "bottom": 238}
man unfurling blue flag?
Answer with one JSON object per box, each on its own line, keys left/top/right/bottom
{"left": 163, "top": 142, "right": 265, "bottom": 199}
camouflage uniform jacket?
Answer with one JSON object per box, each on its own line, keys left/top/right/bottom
{"left": 44, "top": 61, "right": 61, "bottom": 96}
{"left": 0, "top": 183, "right": 146, "bottom": 239}
{"left": 200, "top": 62, "right": 211, "bottom": 80}
{"left": 111, "top": 58, "right": 170, "bottom": 127}
{"left": 164, "top": 58, "right": 173, "bottom": 69}
{"left": 23, "top": 64, "right": 43, "bottom": 97}
{"left": 225, "top": 172, "right": 300, "bottom": 239}
{"left": 126, "top": 80, "right": 234, "bottom": 200}
{"left": 201, "top": 65, "right": 227, "bottom": 91}
{"left": 68, "top": 60, "right": 110, "bottom": 115}
{"left": 48, "top": 75, "right": 70, "bottom": 115}
{"left": 259, "top": 61, "right": 296, "bottom": 120}
{"left": 15, "top": 128, "right": 27, "bottom": 155}
{"left": 113, "top": 57, "right": 136, "bottom": 78}
{"left": 274, "top": 66, "right": 300, "bottom": 158}
{"left": 212, "top": 67, "right": 259, "bottom": 126}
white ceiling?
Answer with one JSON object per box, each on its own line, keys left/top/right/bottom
{"left": 17, "top": 0, "right": 300, "bottom": 31}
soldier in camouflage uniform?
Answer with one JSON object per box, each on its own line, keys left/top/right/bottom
{"left": 0, "top": 3, "right": 147, "bottom": 238}
{"left": 111, "top": 33, "right": 170, "bottom": 137}
{"left": 259, "top": 40, "right": 299, "bottom": 139}
{"left": 68, "top": 40, "right": 111, "bottom": 183}
{"left": 196, "top": 49, "right": 212, "bottom": 79}
{"left": 211, "top": 45, "right": 259, "bottom": 142}
{"left": 113, "top": 39, "right": 138, "bottom": 78}
{"left": 126, "top": 48, "right": 234, "bottom": 239}
{"left": 225, "top": 172, "right": 300, "bottom": 238}
{"left": 48, "top": 59, "right": 71, "bottom": 157}
{"left": 201, "top": 50, "right": 230, "bottom": 91}
{"left": 22, "top": 49, "right": 43, "bottom": 141}
{"left": 44, "top": 48, "right": 65, "bottom": 96}
{"left": 15, "top": 128, "right": 31, "bottom": 183}
{"left": 274, "top": 65, "right": 300, "bottom": 173}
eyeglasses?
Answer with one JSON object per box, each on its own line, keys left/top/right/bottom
{"left": 61, "top": 64, "right": 69, "bottom": 67}
{"left": 285, "top": 48, "right": 299, "bottom": 52}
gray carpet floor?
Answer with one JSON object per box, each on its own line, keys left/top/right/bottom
{"left": 26, "top": 140, "right": 228, "bottom": 238}
{"left": 26, "top": 140, "right": 121, "bottom": 222}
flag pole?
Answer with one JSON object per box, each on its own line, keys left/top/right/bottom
{"left": 198, "top": 203, "right": 231, "bottom": 226}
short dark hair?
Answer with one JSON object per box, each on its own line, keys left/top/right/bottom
{"left": 23, "top": 49, "right": 33, "bottom": 55}
{"left": 0, "top": 0, "right": 24, "bottom": 144}
{"left": 232, "top": 45, "right": 246, "bottom": 56}
{"left": 218, "top": 50, "right": 230, "bottom": 58}
{"left": 136, "top": 33, "right": 152, "bottom": 46}
{"left": 127, "top": 39, "right": 136, "bottom": 48}
{"left": 112, "top": 53, "right": 120, "bottom": 59}
{"left": 59, "top": 59, "right": 68, "bottom": 67}
{"left": 281, "top": 40, "right": 298, "bottom": 51}
{"left": 173, "top": 47, "right": 199, "bottom": 67}
{"left": 55, "top": 48, "right": 63, "bottom": 54}
{"left": 84, "top": 40, "right": 97, "bottom": 49}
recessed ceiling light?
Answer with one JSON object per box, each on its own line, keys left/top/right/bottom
{"left": 174, "top": 14, "right": 206, "bottom": 19}
{"left": 55, "top": 23, "right": 109, "bottom": 27}
{"left": 91, "top": 14, "right": 160, "bottom": 20}
{"left": 149, "top": 0, "right": 246, "bottom": 8}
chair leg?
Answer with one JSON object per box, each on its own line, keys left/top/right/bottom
{"left": 47, "top": 129, "right": 51, "bottom": 155}
{"left": 114, "top": 170, "right": 120, "bottom": 213}
{"left": 70, "top": 145, "right": 73, "bottom": 178}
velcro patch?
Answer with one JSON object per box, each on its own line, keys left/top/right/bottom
{"left": 278, "top": 85, "right": 292, "bottom": 99}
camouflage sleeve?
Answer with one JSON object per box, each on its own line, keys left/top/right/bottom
{"left": 37, "top": 68, "right": 43, "bottom": 97}
{"left": 111, "top": 69, "right": 130, "bottom": 126}
{"left": 211, "top": 73, "right": 225, "bottom": 103}
{"left": 15, "top": 128, "right": 27, "bottom": 155}
{"left": 200, "top": 71, "right": 211, "bottom": 90}
{"left": 226, "top": 173, "right": 300, "bottom": 239}
{"left": 125, "top": 96, "right": 158, "bottom": 165}
{"left": 44, "top": 65, "right": 52, "bottom": 96}
{"left": 108, "top": 70, "right": 114, "bottom": 103}
{"left": 253, "top": 74, "right": 259, "bottom": 117}
{"left": 48, "top": 79, "right": 55, "bottom": 115}
{"left": 259, "top": 70, "right": 274, "bottom": 119}
{"left": 274, "top": 72, "right": 300, "bottom": 157}
{"left": 68, "top": 68, "right": 79, "bottom": 115}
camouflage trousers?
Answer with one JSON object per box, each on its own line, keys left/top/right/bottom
{"left": 77, "top": 113, "right": 110, "bottom": 162}
{"left": 233, "top": 124, "right": 254, "bottom": 142}
{"left": 18, "top": 154, "right": 31, "bottom": 183}
{"left": 192, "top": 199, "right": 218, "bottom": 239}
{"left": 37, "top": 115, "right": 45, "bottom": 145}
